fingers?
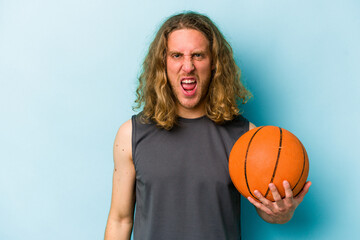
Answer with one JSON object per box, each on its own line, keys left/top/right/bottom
{"left": 269, "top": 183, "right": 286, "bottom": 208}
{"left": 247, "top": 180, "right": 310, "bottom": 223}
{"left": 253, "top": 190, "right": 279, "bottom": 213}
{"left": 283, "top": 180, "right": 294, "bottom": 198}
{"left": 255, "top": 182, "right": 294, "bottom": 207}
{"left": 294, "top": 181, "right": 312, "bottom": 202}
{"left": 254, "top": 190, "right": 271, "bottom": 205}
{"left": 303, "top": 181, "right": 312, "bottom": 192}
{"left": 248, "top": 180, "right": 310, "bottom": 212}
{"left": 282, "top": 180, "right": 295, "bottom": 206}
{"left": 247, "top": 196, "right": 273, "bottom": 215}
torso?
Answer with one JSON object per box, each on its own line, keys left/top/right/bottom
{"left": 131, "top": 114, "right": 249, "bottom": 240}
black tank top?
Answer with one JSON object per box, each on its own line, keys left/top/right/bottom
{"left": 132, "top": 114, "right": 249, "bottom": 240}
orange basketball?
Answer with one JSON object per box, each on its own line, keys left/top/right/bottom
{"left": 229, "top": 126, "right": 309, "bottom": 202}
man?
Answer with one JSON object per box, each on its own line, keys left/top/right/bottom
{"left": 105, "top": 12, "right": 311, "bottom": 240}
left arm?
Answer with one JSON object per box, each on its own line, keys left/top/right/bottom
{"left": 247, "top": 122, "right": 312, "bottom": 224}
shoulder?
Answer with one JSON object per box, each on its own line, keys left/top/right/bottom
{"left": 223, "top": 114, "right": 249, "bottom": 127}
{"left": 113, "top": 119, "right": 133, "bottom": 166}
{"left": 222, "top": 115, "right": 256, "bottom": 132}
{"left": 219, "top": 115, "right": 250, "bottom": 140}
{"left": 115, "top": 119, "right": 132, "bottom": 140}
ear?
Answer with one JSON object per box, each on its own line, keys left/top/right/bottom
{"left": 212, "top": 63, "right": 216, "bottom": 71}
{"left": 211, "top": 58, "right": 216, "bottom": 70}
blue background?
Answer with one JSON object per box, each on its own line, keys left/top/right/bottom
{"left": 1, "top": 0, "right": 359, "bottom": 239}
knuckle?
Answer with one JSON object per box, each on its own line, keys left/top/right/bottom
{"left": 278, "top": 207, "right": 287, "bottom": 213}
{"left": 285, "top": 204, "right": 295, "bottom": 211}
{"left": 267, "top": 211, "right": 274, "bottom": 216}
{"left": 263, "top": 208, "right": 273, "bottom": 215}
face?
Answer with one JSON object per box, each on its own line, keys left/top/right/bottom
{"left": 166, "top": 28, "right": 213, "bottom": 118}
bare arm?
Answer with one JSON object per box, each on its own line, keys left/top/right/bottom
{"left": 247, "top": 122, "right": 312, "bottom": 224}
{"left": 105, "top": 119, "right": 136, "bottom": 240}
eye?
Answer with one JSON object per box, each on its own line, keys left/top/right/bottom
{"left": 193, "top": 53, "right": 204, "bottom": 59}
{"left": 171, "top": 53, "right": 182, "bottom": 59}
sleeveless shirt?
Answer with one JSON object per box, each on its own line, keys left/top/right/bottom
{"left": 131, "top": 114, "right": 249, "bottom": 240}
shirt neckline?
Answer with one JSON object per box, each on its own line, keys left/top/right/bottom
{"left": 177, "top": 115, "right": 207, "bottom": 122}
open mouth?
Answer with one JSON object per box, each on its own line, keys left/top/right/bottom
{"left": 181, "top": 78, "right": 197, "bottom": 95}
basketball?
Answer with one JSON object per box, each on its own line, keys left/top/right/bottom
{"left": 229, "top": 126, "right": 309, "bottom": 202}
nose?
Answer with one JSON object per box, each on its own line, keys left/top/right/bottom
{"left": 182, "top": 56, "right": 195, "bottom": 73}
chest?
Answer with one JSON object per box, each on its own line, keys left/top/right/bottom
{"left": 133, "top": 123, "right": 235, "bottom": 189}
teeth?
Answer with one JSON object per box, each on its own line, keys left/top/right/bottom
{"left": 181, "top": 79, "right": 196, "bottom": 84}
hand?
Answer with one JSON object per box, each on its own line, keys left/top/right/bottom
{"left": 247, "top": 180, "right": 312, "bottom": 224}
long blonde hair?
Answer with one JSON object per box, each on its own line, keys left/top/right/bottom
{"left": 134, "top": 12, "right": 252, "bottom": 130}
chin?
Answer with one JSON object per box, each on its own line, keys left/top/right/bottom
{"left": 179, "top": 100, "right": 203, "bottom": 111}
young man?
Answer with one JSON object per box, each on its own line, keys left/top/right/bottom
{"left": 105, "top": 12, "right": 311, "bottom": 240}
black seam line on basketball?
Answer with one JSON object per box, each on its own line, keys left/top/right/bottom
{"left": 293, "top": 141, "right": 306, "bottom": 197}
{"left": 265, "top": 127, "right": 282, "bottom": 198}
{"left": 244, "top": 126, "right": 264, "bottom": 200}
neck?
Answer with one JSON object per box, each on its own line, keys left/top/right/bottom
{"left": 176, "top": 105, "right": 206, "bottom": 119}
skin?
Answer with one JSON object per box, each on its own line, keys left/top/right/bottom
{"left": 104, "top": 119, "right": 135, "bottom": 240}
{"left": 104, "top": 29, "right": 311, "bottom": 239}
{"left": 166, "top": 28, "right": 213, "bottom": 118}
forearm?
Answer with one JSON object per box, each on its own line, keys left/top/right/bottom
{"left": 104, "top": 218, "right": 133, "bottom": 240}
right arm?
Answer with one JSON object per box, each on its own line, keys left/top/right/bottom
{"left": 105, "top": 119, "right": 136, "bottom": 240}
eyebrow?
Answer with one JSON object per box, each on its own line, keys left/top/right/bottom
{"left": 167, "top": 50, "right": 208, "bottom": 55}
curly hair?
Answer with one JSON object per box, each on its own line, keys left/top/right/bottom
{"left": 134, "top": 11, "right": 252, "bottom": 130}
